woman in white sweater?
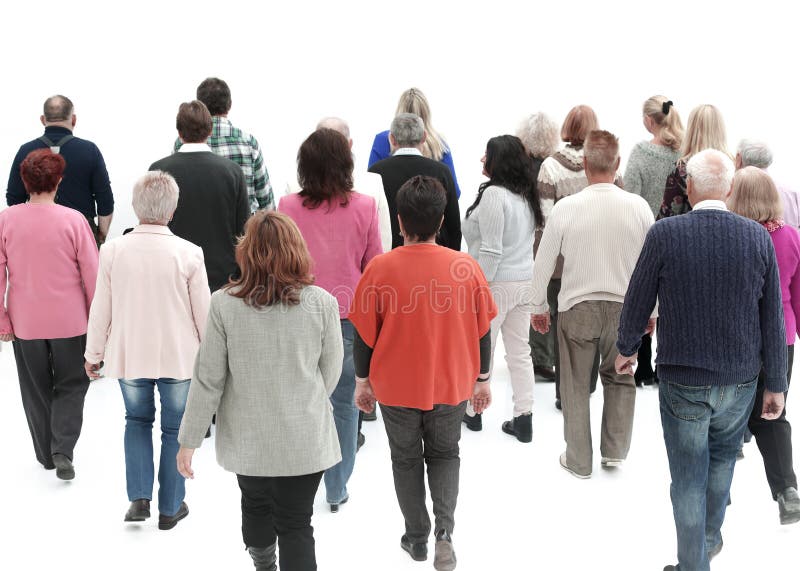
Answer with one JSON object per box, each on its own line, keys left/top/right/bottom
{"left": 462, "top": 135, "right": 543, "bottom": 442}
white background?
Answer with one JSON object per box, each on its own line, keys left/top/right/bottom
{"left": 0, "top": 1, "right": 798, "bottom": 569}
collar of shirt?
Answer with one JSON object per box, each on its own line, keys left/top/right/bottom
{"left": 131, "top": 224, "right": 174, "bottom": 235}
{"left": 393, "top": 147, "right": 423, "bottom": 157}
{"left": 691, "top": 199, "right": 728, "bottom": 212}
{"left": 178, "top": 142, "right": 212, "bottom": 153}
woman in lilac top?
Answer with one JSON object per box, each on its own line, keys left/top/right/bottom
{"left": 0, "top": 149, "right": 98, "bottom": 481}
{"left": 728, "top": 166, "right": 800, "bottom": 524}
{"left": 279, "top": 128, "right": 383, "bottom": 512}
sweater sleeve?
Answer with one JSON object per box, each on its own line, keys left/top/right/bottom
{"left": 474, "top": 187, "right": 504, "bottom": 281}
{"left": 188, "top": 251, "right": 211, "bottom": 341}
{"left": 789, "top": 238, "right": 800, "bottom": 343}
{"left": 0, "top": 215, "right": 12, "bottom": 334}
{"left": 6, "top": 148, "right": 28, "bottom": 207}
{"left": 442, "top": 170, "right": 462, "bottom": 251}
{"left": 362, "top": 197, "right": 384, "bottom": 270}
{"left": 319, "top": 293, "right": 345, "bottom": 396}
{"left": 441, "top": 148, "right": 462, "bottom": 199}
{"left": 75, "top": 215, "right": 99, "bottom": 308}
{"left": 617, "top": 227, "right": 662, "bottom": 356}
{"left": 84, "top": 243, "right": 113, "bottom": 365}
{"left": 537, "top": 159, "right": 557, "bottom": 221}
{"left": 531, "top": 205, "right": 562, "bottom": 313}
{"left": 657, "top": 164, "right": 688, "bottom": 220}
{"left": 623, "top": 147, "right": 643, "bottom": 197}
{"left": 368, "top": 132, "right": 390, "bottom": 168}
{"left": 91, "top": 145, "right": 114, "bottom": 216}
{"left": 761, "top": 238, "right": 789, "bottom": 393}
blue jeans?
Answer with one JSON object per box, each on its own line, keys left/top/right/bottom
{"left": 324, "top": 319, "right": 357, "bottom": 504}
{"left": 119, "top": 378, "right": 190, "bottom": 517}
{"left": 660, "top": 377, "right": 757, "bottom": 571}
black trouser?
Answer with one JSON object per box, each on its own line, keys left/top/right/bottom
{"left": 634, "top": 334, "right": 657, "bottom": 383}
{"left": 749, "top": 344, "right": 797, "bottom": 499}
{"left": 12, "top": 335, "right": 90, "bottom": 467}
{"left": 551, "top": 280, "right": 599, "bottom": 400}
{"left": 237, "top": 471, "right": 323, "bottom": 571}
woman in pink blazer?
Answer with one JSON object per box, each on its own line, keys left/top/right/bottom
{"left": 84, "top": 171, "right": 211, "bottom": 529}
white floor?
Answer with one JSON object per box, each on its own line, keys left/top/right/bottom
{"left": 0, "top": 342, "right": 797, "bottom": 571}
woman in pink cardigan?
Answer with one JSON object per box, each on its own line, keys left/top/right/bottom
{"left": 0, "top": 149, "right": 98, "bottom": 481}
{"left": 84, "top": 171, "right": 210, "bottom": 529}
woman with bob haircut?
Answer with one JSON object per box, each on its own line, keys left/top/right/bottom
{"left": 658, "top": 103, "right": 729, "bottom": 219}
{"left": 368, "top": 87, "right": 462, "bottom": 197}
{"left": 84, "top": 171, "right": 211, "bottom": 529}
{"left": 0, "top": 148, "right": 98, "bottom": 481}
{"left": 461, "top": 135, "right": 542, "bottom": 442}
{"left": 177, "top": 211, "right": 343, "bottom": 571}
{"left": 279, "top": 127, "right": 383, "bottom": 513}
{"left": 728, "top": 166, "right": 800, "bottom": 525}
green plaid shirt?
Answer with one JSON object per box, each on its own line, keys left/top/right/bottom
{"left": 175, "top": 117, "right": 274, "bottom": 212}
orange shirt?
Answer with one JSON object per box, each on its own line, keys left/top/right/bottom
{"left": 349, "top": 244, "right": 497, "bottom": 410}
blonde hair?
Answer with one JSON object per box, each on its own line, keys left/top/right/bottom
{"left": 560, "top": 105, "right": 598, "bottom": 146}
{"left": 728, "top": 166, "right": 783, "bottom": 223}
{"left": 516, "top": 113, "right": 560, "bottom": 159}
{"left": 584, "top": 130, "right": 620, "bottom": 174}
{"left": 680, "top": 104, "right": 730, "bottom": 162}
{"left": 643, "top": 95, "right": 684, "bottom": 151}
{"left": 395, "top": 88, "right": 447, "bottom": 161}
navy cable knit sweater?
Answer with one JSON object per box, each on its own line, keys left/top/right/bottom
{"left": 617, "top": 209, "right": 788, "bottom": 393}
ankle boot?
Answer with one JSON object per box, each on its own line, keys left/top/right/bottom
{"left": 502, "top": 413, "right": 532, "bottom": 443}
{"left": 248, "top": 543, "right": 277, "bottom": 571}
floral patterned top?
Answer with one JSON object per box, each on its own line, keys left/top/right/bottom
{"left": 657, "top": 160, "right": 690, "bottom": 220}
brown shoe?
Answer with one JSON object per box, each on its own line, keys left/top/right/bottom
{"left": 158, "top": 502, "right": 189, "bottom": 530}
{"left": 124, "top": 499, "right": 151, "bottom": 522}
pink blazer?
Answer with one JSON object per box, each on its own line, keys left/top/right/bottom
{"left": 85, "top": 225, "right": 211, "bottom": 380}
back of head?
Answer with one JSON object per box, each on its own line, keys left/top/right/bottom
{"left": 176, "top": 101, "right": 213, "bottom": 143}
{"left": 516, "top": 113, "right": 560, "bottom": 159}
{"left": 728, "top": 166, "right": 782, "bottom": 223}
{"left": 42, "top": 95, "right": 74, "bottom": 123}
{"left": 686, "top": 148, "right": 735, "bottom": 199}
{"left": 20, "top": 149, "right": 66, "bottom": 194}
{"left": 132, "top": 171, "right": 180, "bottom": 223}
{"left": 584, "top": 130, "right": 620, "bottom": 175}
{"left": 643, "top": 95, "right": 684, "bottom": 151}
{"left": 196, "top": 77, "right": 231, "bottom": 116}
{"left": 681, "top": 104, "right": 728, "bottom": 162}
{"left": 229, "top": 211, "right": 314, "bottom": 307}
{"left": 395, "top": 87, "right": 445, "bottom": 161}
{"left": 396, "top": 175, "right": 447, "bottom": 241}
{"left": 391, "top": 113, "right": 425, "bottom": 148}
{"left": 737, "top": 139, "right": 773, "bottom": 169}
{"left": 316, "top": 117, "right": 350, "bottom": 140}
{"left": 297, "top": 128, "right": 354, "bottom": 208}
{"left": 561, "top": 105, "right": 598, "bottom": 147}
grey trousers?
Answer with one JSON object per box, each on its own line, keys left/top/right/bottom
{"left": 380, "top": 401, "right": 467, "bottom": 541}
{"left": 558, "top": 301, "right": 635, "bottom": 475}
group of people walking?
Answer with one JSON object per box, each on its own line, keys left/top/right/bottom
{"left": 1, "top": 81, "right": 798, "bottom": 571}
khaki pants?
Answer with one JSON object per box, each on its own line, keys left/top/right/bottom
{"left": 557, "top": 301, "right": 635, "bottom": 475}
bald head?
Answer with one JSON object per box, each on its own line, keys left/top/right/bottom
{"left": 42, "top": 95, "right": 75, "bottom": 125}
{"left": 686, "top": 149, "right": 734, "bottom": 204}
{"left": 316, "top": 117, "right": 350, "bottom": 140}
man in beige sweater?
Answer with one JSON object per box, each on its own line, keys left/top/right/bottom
{"left": 531, "top": 130, "right": 655, "bottom": 478}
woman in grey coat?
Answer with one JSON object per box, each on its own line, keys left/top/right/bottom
{"left": 177, "top": 211, "right": 344, "bottom": 571}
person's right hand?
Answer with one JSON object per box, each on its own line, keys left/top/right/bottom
{"left": 177, "top": 447, "right": 195, "bottom": 479}
{"left": 355, "top": 381, "right": 377, "bottom": 413}
{"left": 0, "top": 333, "right": 14, "bottom": 342}
{"left": 84, "top": 360, "right": 104, "bottom": 380}
{"left": 531, "top": 313, "right": 550, "bottom": 334}
{"left": 470, "top": 381, "right": 492, "bottom": 414}
{"left": 615, "top": 354, "right": 637, "bottom": 376}
{"left": 762, "top": 390, "right": 786, "bottom": 420}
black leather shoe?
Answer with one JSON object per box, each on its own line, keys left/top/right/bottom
{"left": 555, "top": 398, "right": 562, "bottom": 411}
{"left": 400, "top": 535, "right": 427, "bottom": 561}
{"left": 357, "top": 431, "right": 365, "bottom": 452}
{"left": 462, "top": 412, "right": 482, "bottom": 431}
{"left": 158, "top": 502, "right": 189, "bottom": 530}
{"left": 663, "top": 566, "right": 677, "bottom": 571}
{"left": 501, "top": 413, "right": 532, "bottom": 443}
{"left": 778, "top": 487, "right": 800, "bottom": 525}
{"left": 330, "top": 495, "right": 349, "bottom": 513}
{"left": 124, "top": 499, "right": 151, "bottom": 522}
{"left": 362, "top": 408, "right": 377, "bottom": 421}
{"left": 52, "top": 453, "right": 75, "bottom": 480}
{"left": 534, "top": 365, "right": 555, "bottom": 381}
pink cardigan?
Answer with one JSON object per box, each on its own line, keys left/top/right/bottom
{"left": 0, "top": 203, "right": 98, "bottom": 339}
{"left": 85, "top": 225, "right": 211, "bottom": 380}
{"left": 771, "top": 224, "right": 800, "bottom": 345}
{"left": 279, "top": 192, "right": 383, "bottom": 318}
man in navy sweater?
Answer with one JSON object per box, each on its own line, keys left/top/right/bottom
{"left": 616, "top": 149, "right": 787, "bottom": 571}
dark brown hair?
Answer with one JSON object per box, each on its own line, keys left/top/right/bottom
{"left": 297, "top": 128, "right": 354, "bottom": 209}
{"left": 226, "top": 211, "right": 314, "bottom": 307}
{"left": 20, "top": 149, "right": 66, "bottom": 194}
{"left": 196, "top": 77, "right": 231, "bottom": 116}
{"left": 561, "top": 105, "right": 598, "bottom": 146}
{"left": 176, "top": 100, "right": 213, "bottom": 143}
{"left": 396, "top": 175, "right": 447, "bottom": 241}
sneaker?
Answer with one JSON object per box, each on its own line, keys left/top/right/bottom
{"left": 777, "top": 487, "right": 800, "bottom": 525}
{"left": 52, "top": 453, "right": 75, "bottom": 480}
{"left": 601, "top": 457, "right": 624, "bottom": 468}
{"left": 434, "top": 530, "right": 457, "bottom": 570}
{"left": 462, "top": 412, "right": 482, "bottom": 432}
{"left": 400, "top": 534, "right": 427, "bottom": 561}
{"left": 124, "top": 499, "right": 151, "bottom": 522}
{"left": 559, "top": 452, "right": 590, "bottom": 479}
{"left": 158, "top": 502, "right": 189, "bottom": 530}
{"left": 501, "top": 413, "right": 532, "bottom": 443}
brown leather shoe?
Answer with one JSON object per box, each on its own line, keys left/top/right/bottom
{"left": 158, "top": 502, "right": 189, "bottom": 530}
{"left": 124, "top": 499, "right": 151, "bottom": 522}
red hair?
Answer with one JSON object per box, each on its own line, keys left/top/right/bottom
{"left": 20, "top": 149, "right": 65, "bottom": 194}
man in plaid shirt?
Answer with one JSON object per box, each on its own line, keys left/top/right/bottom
{"left": 175, "top": 77, "right": 274, "bottom": 213}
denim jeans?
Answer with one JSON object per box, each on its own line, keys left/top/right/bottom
{"left": 660, "top": 377, "right": 757, "bottom": 571}
{"left": 119, "top": 377, "right": 190, "bottom": 517}
{"left": 323, "top": 320, "right": 357, "bottom": 504}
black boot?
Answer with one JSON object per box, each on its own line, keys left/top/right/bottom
{"left": 501, "top": 413, "right": 532, "bottom": 443}
{"left": 462, "top": 412, "right": 482, "bottom": 431}
{"left": 248, "top": 543, "right": 277, "bottom": 571}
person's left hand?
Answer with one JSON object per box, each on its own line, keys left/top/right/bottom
{"left": 762, "top": 390, "right": 786, "bottom": 420}
{"left": 177, "top": 447, "right": 195, "bottom": 479}
{"left": 615, "top": 353, "right": 637, "bottom": 376}
{"left": 355, "top": 381, "right": 377, "bottom": 413}
{"left": 470, "top": 381, "right": 492, "bottom": 414}
{"left": 0, "top": 333, "right": 14, "bottom": 342}
{"left": 645, "top": 318, "right": 657, "bottom": 335}
{"left": 531, "top": 313, "right": 551, "bottom": 334}
{"left": 84, "top": 360, "right": 104, "bottom": 380}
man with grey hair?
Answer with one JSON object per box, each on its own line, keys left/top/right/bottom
{"left": 736, "top": 138, "right": 800, "bottom": 229}
{"left": 6, "top": 95, "right": 114, "bottom": 245}
{"left": 616, "top": 148, "right": 787, "bottom": 571}
{"left": 369, "top": 113, "right": 461, "bottom": 250}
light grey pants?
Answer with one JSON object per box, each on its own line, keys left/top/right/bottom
{"left": 557, "top": 301, "right": 636, "bottom": 475}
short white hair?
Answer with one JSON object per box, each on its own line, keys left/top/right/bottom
{"left": 316, "top": 116, "right": 350, "bottom": 139}
{"left": 737, "top": 139, "right": 773, "bottom": 169}
{"left": 686, "top": 149, "right": 735, "bottom": 198}
{"left": 132, "top": 171, "right": 179, "bottom": 223}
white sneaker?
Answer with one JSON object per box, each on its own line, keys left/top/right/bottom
{"left": 601, "top": 457, "right": 624, "bottom": 468}
{"left": 559, "top": 452, "right": 591, "bottom": 479}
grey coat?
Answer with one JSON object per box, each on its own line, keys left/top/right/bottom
{"left": 178, "top": 285, "right": 344, "bottom": 477}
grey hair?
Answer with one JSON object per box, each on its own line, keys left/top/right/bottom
{"left": 686, "top": 149, "right": 735, "bottom": 198}
{"left": 391, "top": 113, "right": 425, "bottom": 148}
{"left": 132, "top": 171, "right": 180, "bottom": 223}
{"left": 316, "top": 116, "right": 350, "bottom": 140}
{"left": 737, "top": 139, "right": 773, "bottom": 169}
{"left": 516, "top": 113, "right": 560, "bottom": 159}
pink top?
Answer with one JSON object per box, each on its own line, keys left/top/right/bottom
{"left": 769, "top": 224, "right": 800, "bottom": 345}
{"left": 0, "top": 203, "right": 98, "bottom": 339}
{"left": 279, "top": 192, "right": 383, "bottom": 318}
{"left": 85, "top": 225, "right": 211, "bottom": 380}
